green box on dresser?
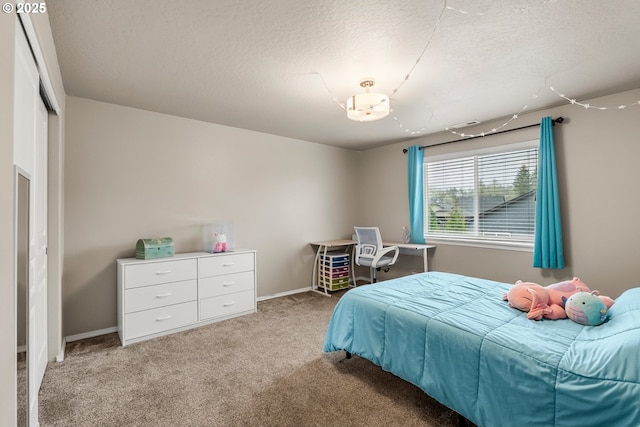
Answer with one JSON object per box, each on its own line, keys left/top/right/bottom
{"left": 136, "top": 237, "right": 175, "bottom": 259}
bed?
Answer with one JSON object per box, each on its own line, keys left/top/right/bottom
{"left": 323, "top": 271, "right": 640, "bottom": 427}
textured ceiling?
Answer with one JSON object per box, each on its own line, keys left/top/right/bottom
{"left": 46, "top": 0, "right": 640, "bottom": 150}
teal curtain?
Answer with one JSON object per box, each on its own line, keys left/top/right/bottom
{"left": 407, "top": 145, "right": 425, "bottom": 244}
{"left": 533, "top": 117, "right": 564, "bottom": 269}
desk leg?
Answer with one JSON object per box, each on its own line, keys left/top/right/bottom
{"left": 349, "top": 244, "right": 356, "bottom": 288}
{"left": 312, "top": 245, "right": 330, "bottom": 297}
{"left": 423, "top": 248, "right": 428, "bottom": 272}
{"left": 312, "top": 246, "right": 321, "bottom": 291}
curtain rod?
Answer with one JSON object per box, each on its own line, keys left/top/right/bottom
{"left": 402, "top": 116, "right": 565, "bottom": 153}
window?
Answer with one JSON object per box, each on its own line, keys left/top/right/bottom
{"left": 424, "top": 141, "right": 538, "bottom": 249}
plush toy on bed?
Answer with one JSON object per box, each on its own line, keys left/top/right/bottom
{"left": 565, "top": 291, "right": 615, "bottom": 326}
{"left": 502, "top": 277, "right": 592, "bottom": 320}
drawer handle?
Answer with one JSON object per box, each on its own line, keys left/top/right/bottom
{"left": 223, "top": 302, "right": 236, "bottom": 307}
{"left": 222, "top": 282, "right": 235, "bottom": 287}
{"left": 155, "top": 270, "right": 172, "bottom": 275}
{"left": 155, "top": 315, "right": 172, "bottom": 321}
{"left": 222, "top": 263, "right": 235, "bottom": 267}
{"left": 155, "top": 292, "right": 172, "bottom": 298}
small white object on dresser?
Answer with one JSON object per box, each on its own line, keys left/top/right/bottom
{"left": 117, "top": 250, "right": 257, "bottom": 346}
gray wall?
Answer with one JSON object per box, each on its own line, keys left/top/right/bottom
{"left": 63, "top": 97, "right": 361, "bottom": 336}
{"left": 358, "top": 89, "right": 640, "bottom": 299}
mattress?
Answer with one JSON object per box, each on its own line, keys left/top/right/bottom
{"left": 323, "top": 271, "right": 640, "bottom": 426}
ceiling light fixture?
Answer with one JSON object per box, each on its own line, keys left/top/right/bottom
{"left": 346, "top": 80, "right": 390, "bottom": 122}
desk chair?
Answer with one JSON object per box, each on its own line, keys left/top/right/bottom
{"left": 354, "top": 227, "right": 399, "bottom": 284}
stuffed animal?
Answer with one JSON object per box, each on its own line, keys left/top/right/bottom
{"left": 565, "top": 291, "right": 615, "bottom": 326}
{"left": 502, "top": 277, "right": 591, "bottom": 320}
{"left": 213, "top": 232, "right": 228, "bottom": 252}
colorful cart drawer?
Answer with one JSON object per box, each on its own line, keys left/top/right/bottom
{"left": 318, "top": 253, "right": 350, "bottom": 291}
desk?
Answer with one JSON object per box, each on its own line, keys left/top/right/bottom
{"left": 387, "top": 242, "right": 436, "bottom": 272}
{"left": 309, "top": 240, "right": 435, "bottom": 296}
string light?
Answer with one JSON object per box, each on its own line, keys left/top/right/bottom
{"left": 316, "top": 1, "right": 636, "bottom": 139}
{"left": 318, "top": 0, "right": 545, "bottom": 137}
{"left": 388, "top": 1, "right": 448, "bottom": 97}
{"left": 315, "top": 0, "right": 448, "bottom": 112}
{"left": 446, "top": 107, "right": 529, "bottom": 138}
{"left": 315, "top": 72, "right": 348, "bottom": 111}
{"left": 550, "top": 86, "right": 640, "bottom": 110}
{"left": 391, "top": 93, "right": 538, "bottom": 138}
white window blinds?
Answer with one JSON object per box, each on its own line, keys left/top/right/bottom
{"left": 425, "top": 145, "right": 538, "bottom": 242}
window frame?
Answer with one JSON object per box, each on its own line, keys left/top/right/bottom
{"left": 423, "top": 140, "right": 539, "bottom": 252}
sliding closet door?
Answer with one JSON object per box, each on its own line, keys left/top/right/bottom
{"left": 14, "top": 21, "right": 47, "bottom": 426}
{"left": 33, "top": 94, "right": 48, "bottom": 389}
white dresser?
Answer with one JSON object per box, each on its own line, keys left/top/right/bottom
{"left": 117, "top": 250, "right": 256, "bottom": 346}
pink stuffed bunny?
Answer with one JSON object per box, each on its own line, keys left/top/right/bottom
{"left": 503, "top": 277, "right": 591, "bottom": 320}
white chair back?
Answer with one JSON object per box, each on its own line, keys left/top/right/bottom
{"left": 353, "top": 226, "right": 399, "bottom": 283}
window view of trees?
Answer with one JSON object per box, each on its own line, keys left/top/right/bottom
{"left": 512, "top": 164, "right": 536, "bottom": 196}
{"left": 426, "top": 147, "right": 538, "bottom": 238}
{"left": 478, "top": 165, "right": 535, "bottom": 198}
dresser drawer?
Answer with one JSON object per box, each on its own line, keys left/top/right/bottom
{"left": 125, "top": 280, "right": 197, "bottom": 314}
{"left": 124, "top": 258, "right": 197, "bottom": 289}
{"left": 199, "top": 253, "right": 254, "bottom": 278}
{"left": 199, "top": 271, "right": 254, "bottom": 299}
{"left": 200, "top": 289, "right": 255, "bottom": 320}
{"left": 124, "top": 301, "right": 198, "bottom": 340}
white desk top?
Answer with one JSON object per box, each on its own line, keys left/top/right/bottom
{"left": 309, "top": 239, "right": 356, "bottom": 247}
{"left": 310, "top": 239, "right": 434, "bottom": 250}
{"left": 386, "top": 242, "right": 436, "bottom": 250}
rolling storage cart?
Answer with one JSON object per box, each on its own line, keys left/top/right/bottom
{"left": 318, "top": 252, "right": 351, "bottom": 291}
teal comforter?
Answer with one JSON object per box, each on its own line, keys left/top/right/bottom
{"left": 323, "top": 272, "right": 640, "bottom": 426}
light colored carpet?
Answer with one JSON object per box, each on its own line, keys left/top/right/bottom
{"left": 39, "top": 290, "right": 460, "bottom": 426}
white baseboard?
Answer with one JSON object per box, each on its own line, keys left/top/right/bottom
{"left": 65, "top": 326, "right": 118, "bottom": 343}
{"left": 257, "top": 286, "right": 313, "bottom": 301}
{"left": 61, "top": 290, "right": 317, "bottom": 349}
{"left": 17, "top": 344, "right": 26, "bottom": 354}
